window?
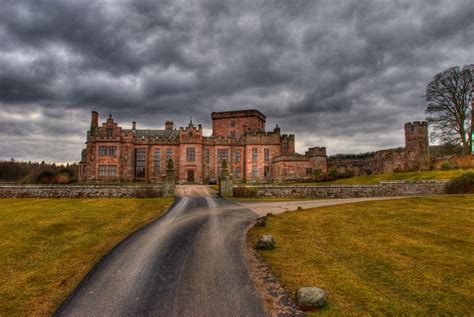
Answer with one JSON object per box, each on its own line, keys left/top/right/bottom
{"left": 98, "top": 146, "right": 107, "bottom": 156}
{"left": 252, "top": 148, "right": 258, "bottom": 161}
{"left": 99, "top": 165, "right": 117, "bottom": 177}
{"left": 135, "top": 148, "right": 146, "bottom": 178}
{"left": 264, "top": 165, "right": 270, "bottom": 177}
{"left": 264, "top": 148, "right": 270, "bottom": 162}
{"left": 217, "top": 149, "right": 229, "bottom": 162}
{"left": 252, "top": 164, "right": 258, "bottom": 177}
{"left": 235, "top": 167, "right": 241, "bottom": 179}
{"left": 205, "top": 149, "right": 210, "bottom": 164}
{"left": 107, "top": 165, "right": 117, "bottom": 177}
{"left": 108, "top": 146, "right": 117, "bottom": 156}
{"left": 166, "top": 148, "right": 173, "bottom": 159}
{"left": 230, "top": 131, "right": 235, "bottom": 138}
{"left": 154, "top": 149, "right": 161, "bottom": 175}
{"left": 99, "top": 165, "right": 107, "bottom": 177}
{"left": 186, "top": 147, "right": 195, "bottom": 162}
{"left": 107, "top": 128, "right": 113, "bottom": 137}
{"left": 306, "top": 168, "right": 312, "bottom": 175}
{"left": 235, "top": 150, "right": 241, "bottom": 163}
{"left": 231, "top": 120, "right": 235, "bottom": 127}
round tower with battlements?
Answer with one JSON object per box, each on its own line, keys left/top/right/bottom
{"left": 404, "top": 121, "right": 430, "bottom": 170}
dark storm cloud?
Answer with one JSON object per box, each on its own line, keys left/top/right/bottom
{"left": 0, "top": 0, "right": 473, "bottom": 161}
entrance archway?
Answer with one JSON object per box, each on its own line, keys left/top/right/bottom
{"left": 187, "top": 170, "right": 195, "bottom": 182}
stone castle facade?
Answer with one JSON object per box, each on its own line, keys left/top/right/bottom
{"left": 78, "top": 110, "right": 328, "bottom": 183}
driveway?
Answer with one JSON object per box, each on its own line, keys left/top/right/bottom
{"left": 56, "top": 186, "right": 266, "bottom": 317}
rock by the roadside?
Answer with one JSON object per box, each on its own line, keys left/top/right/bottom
{"left": 254, "top": 216, "right": 267, "bottom": 227}
{"left": 266, "top": 212, "right": 275, "bottom": 217}
{"left": 296, "top": 287, "right": 327, "bottom": 311}
{"left": 256, "top": 235, "right": 275, "bottom": 250}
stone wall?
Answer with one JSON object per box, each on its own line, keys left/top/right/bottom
{"left": 0, "top": 185, "right": 163, "bottom": 198}
{"left": 233, "top": 181, "right": 448, "bottom": 199}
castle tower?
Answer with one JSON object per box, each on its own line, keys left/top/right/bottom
{"left": 404, "top": 121, "right": 430, "bottom": 170}
{"left": 305, "top": 147, "right": 328, "bottom": 173}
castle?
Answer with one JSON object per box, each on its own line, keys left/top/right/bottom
{"left": 78, "top": 110, "right": 328, "bottom": 183}
{"left": 79, "top": 109, "right": 431, "bottom": 183}
{"left": 328, "top": 121, "right": 430, "bottom": 176}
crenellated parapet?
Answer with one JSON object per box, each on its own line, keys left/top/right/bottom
{"left": 305, "top": 147, "right": 327, "bottom": 157}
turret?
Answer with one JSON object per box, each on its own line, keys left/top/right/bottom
{"left": 280, "top": 134, "right": 295, "bottom": 154}
{"left": 305, "top": 147, "right": 327, "bottom": 157}
{"left": 405, "top": 121, "right": 429, "bottom": 170}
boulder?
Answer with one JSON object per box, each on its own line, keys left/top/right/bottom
{"left": 266, "top": 212, "right": 275, "bottom": 217}
{"left": 296, "top": 287, "right": 327, "bottom": 311}
{"left": 254, "top": 216, "right": 267, "bottom": 227}
{"left": 256, "top": 235, "right": 275, "bottom": 250}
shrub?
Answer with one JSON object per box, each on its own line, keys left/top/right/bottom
{"left": 327, "top": 167, "right": 338, "bottom": 181}
{"left": 312, "top": 169, "right": 326, "bottom": 182}
{"left": 440, "top": 161, "right": 452, "bottom": 171}
{"left": 445, "top": 172, "right": 474, "bottom": 194}
{"left": 36, "top": 171, "right": 55, "bottom": 184}
{"left": 337, "top": 171, "right": 354, "bottom": 179}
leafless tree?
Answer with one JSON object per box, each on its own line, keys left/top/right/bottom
{"left": 425, "top": 64, "right": 473, "bottom": 155}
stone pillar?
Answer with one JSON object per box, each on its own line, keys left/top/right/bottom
{"left": 219, "top": 159, "right": 233, "bottom": 197}
{"left": 163, "top": 159, "right": 175, "bottom": 197}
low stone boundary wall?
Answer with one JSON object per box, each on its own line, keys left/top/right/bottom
{"left": 233, "top": 181, "right": 448, "bottom": 199}
{"left": 0, "top": 185, "right": 163, "bottom": 198}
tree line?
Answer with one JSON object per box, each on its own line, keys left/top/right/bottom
{"left": 0, "top": 159, "right": 79, "bottom": 184}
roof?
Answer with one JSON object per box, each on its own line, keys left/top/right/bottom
{"left": 272, "top": 153, "right": 309, "bottom": 163}
{"left": 123, "top": 129, "right": 180, "bottom": 138}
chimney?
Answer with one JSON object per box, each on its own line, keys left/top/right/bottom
{"left": 274, "top": 124, "right": 280, "bottom": 134}
{"left": 165, "top": 120, "right": 174, "bottom": 130}
{"left": 91, "top": 111, "right": 99, "bottom": 131}
{"left": 132, "top": 121, "right": 136, "bottom": 130}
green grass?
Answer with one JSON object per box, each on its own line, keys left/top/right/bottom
{"left": 248, "top": 196, "right": 474, "bottom": 315}
{"left": 0, "top": 198, "right": 174, "bottom": 317}
{"left": 277, "top": 169, "right": 474, "bottom": 185}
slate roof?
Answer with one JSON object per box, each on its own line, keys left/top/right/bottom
{"left": 272, "top": 153, "right": 309, "bottom": 162}
{"left": 123, "top": 129, "right": 180, "bottom": 138}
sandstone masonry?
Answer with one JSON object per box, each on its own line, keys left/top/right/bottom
{"left": 328, "top": 121, "right": 430, "bottom": 176}
{"left": 79, "top": 110, "right": 327, "bottom": 184}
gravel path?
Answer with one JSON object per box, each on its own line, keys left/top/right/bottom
{"left": 234, "top": 196, "right": 405, "bottom": 216}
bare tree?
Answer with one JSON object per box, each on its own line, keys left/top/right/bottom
{"left": 425, "top": 64, "right": 473, "bottom": 155}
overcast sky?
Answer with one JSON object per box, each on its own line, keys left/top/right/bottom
{"left": 0, "top": 0, "right": 473, "bottom": 162}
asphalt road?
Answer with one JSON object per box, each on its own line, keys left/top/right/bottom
{"left": 55, "top": 187, "right": 266, "bottom": 317}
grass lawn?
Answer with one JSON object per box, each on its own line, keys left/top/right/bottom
{"left": 277, "top": 168, "right": 474, "bottom": 185}
{"left": 248, "top": 195, "right": 474, "bottom": 315}
{"left": 0, "top": 198, "right": 174, "bottom": 317}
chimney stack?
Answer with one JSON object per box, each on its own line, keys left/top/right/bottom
{"left": 91, "top": 111, "right": 99, "bottom": 131}
{"left": 165, "top": 120, "right": 174, "bottom": 130}
{"left": 132, "top": 121, "right": 136, "bottom": 130}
